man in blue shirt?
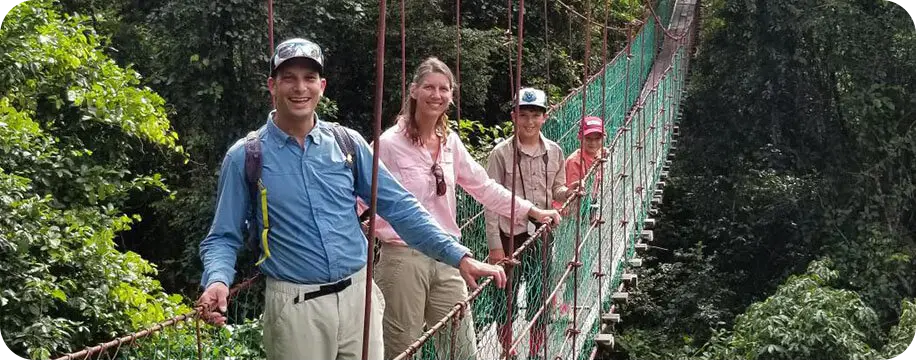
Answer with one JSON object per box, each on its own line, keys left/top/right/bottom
{"left": 196, "top": 38, "right": 506, "bottom": 359}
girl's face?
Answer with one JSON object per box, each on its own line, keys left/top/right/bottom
{"left": 583, "top": 132, "right": 604, "bottom": 155}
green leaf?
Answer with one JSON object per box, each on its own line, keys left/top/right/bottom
{"left": 50, "top": 289, "right": 67, "bottom": 302}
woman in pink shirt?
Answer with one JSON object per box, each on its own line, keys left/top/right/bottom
{"left": 369, "top": 57, "right": 561, "bottom": 359}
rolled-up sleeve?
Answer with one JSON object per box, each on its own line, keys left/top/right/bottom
{"left": 350, "top": 130, "right": 469, "bottom": 267}
{"left": 199, "top": 148, "right": 248, "bottom": 289}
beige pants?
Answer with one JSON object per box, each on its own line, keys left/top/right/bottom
{"left": 374, "top": 244, "right": 478, "bottom": 360}
{"left": 263, "top": 267, "right": 385, "bottom": 359}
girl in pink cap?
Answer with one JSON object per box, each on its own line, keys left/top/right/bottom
{"left": 566, "top": 115, "right": 607, "bottom": 192}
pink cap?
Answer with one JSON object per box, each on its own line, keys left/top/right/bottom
{"left": 580, "top": 116, "right": 605, "bottom": 137}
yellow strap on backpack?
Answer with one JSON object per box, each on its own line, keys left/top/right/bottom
{"left": 254, "top": 180, "right": 271, "bottom": 265}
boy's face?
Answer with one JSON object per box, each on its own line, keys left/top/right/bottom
{"left": 514, "top": 107, "right": 547, "bottom": 140}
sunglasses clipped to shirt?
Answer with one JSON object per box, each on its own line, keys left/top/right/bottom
{"left": 431, "top": 163, "right": 446, "bottom": 197}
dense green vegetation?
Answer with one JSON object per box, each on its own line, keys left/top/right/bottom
{"left": 617, "top": 0, "right": 916, "bottom": 359}
{"left": 0, "top": 1, "right": 189, "bottom": 358}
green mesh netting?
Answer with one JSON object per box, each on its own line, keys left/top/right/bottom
{"left": 424, "top": 3, "right": 686, "bottom": 358}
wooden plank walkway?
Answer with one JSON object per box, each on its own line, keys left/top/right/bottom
{"left": 640, "top": 0, "right": 699, "bottom": 102}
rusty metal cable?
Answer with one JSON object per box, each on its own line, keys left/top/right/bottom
{"left": 361, "top": 0, "right": 389, "bottom": 357}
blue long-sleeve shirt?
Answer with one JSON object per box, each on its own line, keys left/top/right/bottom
{"left": 199, "top": 112, "right": 470, "bottom": 288}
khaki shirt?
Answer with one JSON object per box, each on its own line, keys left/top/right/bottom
{"left": 484, "top": 135, "right": 569, "bottom": 250}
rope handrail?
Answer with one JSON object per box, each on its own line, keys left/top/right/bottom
{"left": 543, "top": 45, "right": 690, "bottom": 361}
{"left": 506, "top": 188, "right": 609, "bottom": 357}
{"left": 543, "top": 29, "right": 696, "bottom": 357}
{"left": 52, "top": 273, "right": 262, "bottom": 360}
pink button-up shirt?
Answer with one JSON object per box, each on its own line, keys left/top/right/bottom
{"left": 366, "top": 121, "right": 534, "bottom": 247}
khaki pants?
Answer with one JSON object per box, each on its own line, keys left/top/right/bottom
{"left": 374, "top": 244, "right": 477, "bottom": 360}
{"left": 263, "top": 267, "right": 385, "bottom": 359}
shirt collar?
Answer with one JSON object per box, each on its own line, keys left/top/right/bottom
{"left": 395, "top": 118, "right": 451, "bottom": 161}
{"left": 575, "top": 148, "right": 596, "bottom": 163}
{"left": 265, "top": 110, "right": 326, "bottom": 148}
{"left": 513, "top": 133, "right": 548, "bottom": 157}
{"left": 310, "top": 115, "right": 327, "bottom": 145}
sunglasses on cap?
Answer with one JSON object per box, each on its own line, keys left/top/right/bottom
{"left": 271, "top": 39, "right": 324, "bottom": 74}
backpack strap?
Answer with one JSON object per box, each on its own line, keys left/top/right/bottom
{"left": 329, "top": 123, "right": 359, "bottom": 184}
{"left": 244, "top": 131, "right": 262, "bottom": 202}
{"left": 328, "top": 124, "right": 374, "bottom": 224}
{"left": 244, "top": 131, "right": 271, "bottom": 265}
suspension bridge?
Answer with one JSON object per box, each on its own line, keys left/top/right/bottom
{"left": 53, "top": 0, "right": 698, "bottom": 359}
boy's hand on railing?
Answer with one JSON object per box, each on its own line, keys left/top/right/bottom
{"left": 488, "top": 248, "right": 521, "bottom": 267}
{"left": 568, "top": 180, "right": 581, "bottom": 190}
{"left": 527, "top": 206, "right": 561, "bottom": 225}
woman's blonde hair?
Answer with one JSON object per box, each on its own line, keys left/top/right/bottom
{"left": 397, "top": 57, "right": 454, "bottom": 145}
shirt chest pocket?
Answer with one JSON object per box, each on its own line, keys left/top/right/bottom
{"left": 546, "top": 161, "right": 561, "bottom": 188}
{"left": 510, "top": 156, "right": 558, "bottom": 196}
{"left": 262, "top": 155, "right": 298, "bottom": 176}
{"left": 307, "top": 147, "right": 352, "bottom": 177}
{"left": 394, "top": 158, "right": 433, "bottom": 197}
{"left": 260, "top": 158, "right": 299, "bottom": 197}
{"left": 308, "top": 145, "right": 357, "bottom": 202}
{"left": 513, "top": 156, "right": 553, "bottom": 181}
{"left": 502, "top": 166, "right": 517, "bottom": 188}
{"left": 440, "top": 149, "right": 456, "bottom": 187}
